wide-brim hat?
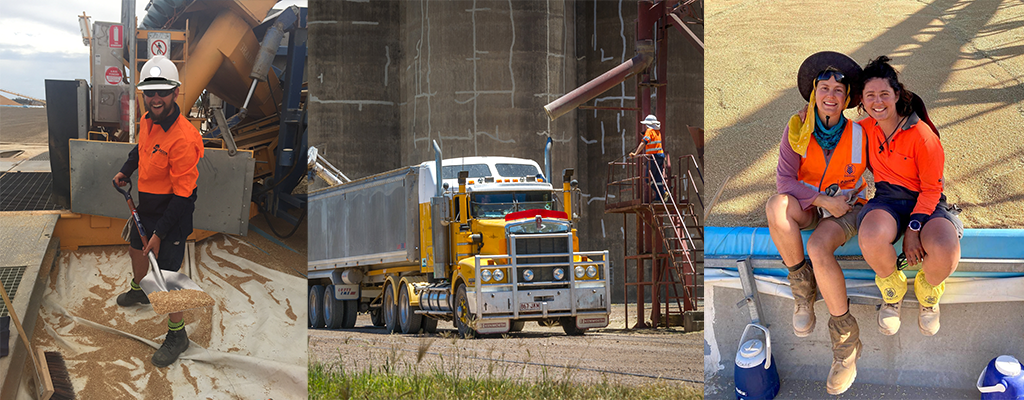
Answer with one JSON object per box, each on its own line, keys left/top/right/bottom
{"left": 797, "top": 51, "right": 862, "bottom": 108}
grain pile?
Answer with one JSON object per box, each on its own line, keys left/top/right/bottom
{"left": 28, "top": 236, "right": 307, "bottom": 398}
{"left": 149, "top": 289, "right": 215, "bottom": 314}
{"left": 705, "top": 0, "right": 1024, "bottom": 228}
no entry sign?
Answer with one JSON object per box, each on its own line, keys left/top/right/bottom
{"left": 148, "top": 32, "right": 170, "bottom": 57}
{"left": 105, "top": 66, "right": 123, "bottom": 85}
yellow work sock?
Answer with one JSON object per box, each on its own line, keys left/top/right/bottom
{"left": 914, "top": 270, "right": 945, "bottom": 307}
{"left": 875, "top": 269, "right": 907, "bottom": 303}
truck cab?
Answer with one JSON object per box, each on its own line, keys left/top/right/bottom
{"left": 414, "top": 157, "right": 611, "bottom": 336}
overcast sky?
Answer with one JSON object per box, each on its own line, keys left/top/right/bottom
{"left": 0, "top": 0, "right": 307, "bottom": 101}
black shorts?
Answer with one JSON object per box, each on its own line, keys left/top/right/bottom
{"left": 128, "top": 217, "right": 187, "bottom": 272}
{"left": 857, "top": 197, "right": 964, "bottom": 243}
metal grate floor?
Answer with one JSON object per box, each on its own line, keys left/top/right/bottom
{"left": 0, "top": 172, "right": 62, "bottom": 211}
{"left": 0, "top": 266, "right": 26, "bottom": 318}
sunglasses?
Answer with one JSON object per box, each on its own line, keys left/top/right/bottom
{"left": 143, "top": 89, "right": 174, "bottom": 98}
{"left": 816, "top": 70, "right": 845, "bottom": 84}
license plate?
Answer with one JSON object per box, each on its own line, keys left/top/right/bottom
{"left": 520, "top": 302, "right": 541, "bottom": 311}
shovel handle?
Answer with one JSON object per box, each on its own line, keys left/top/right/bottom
{"left": 114, "top": 180, "right": 169, "bottom": 291}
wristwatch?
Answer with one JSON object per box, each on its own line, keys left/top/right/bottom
{"left": 908, "top": 220, "right": 922, "bottom": 232}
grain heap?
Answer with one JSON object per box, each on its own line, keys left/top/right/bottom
{"left": 149, "top": 289, "right": 215, "bottom": 314}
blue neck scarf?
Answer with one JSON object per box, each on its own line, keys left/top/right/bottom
{"left": 813, "top": 111, "right": 846, "bottom": 151}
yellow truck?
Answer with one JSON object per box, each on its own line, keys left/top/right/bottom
{"left": 307, "top": 142, "right": 610, "bottom": 337}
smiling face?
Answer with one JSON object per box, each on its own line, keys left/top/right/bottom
{"left": 861, "top": 77, "right": 898, "bottom": 124}
{"left": 144, "top": 88, "right": 178, "bottom": 123}
{"left": 814, "top": 76, "right": 847, "bottom": 123}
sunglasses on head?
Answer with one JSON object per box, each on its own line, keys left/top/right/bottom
{"left": 816, "top": 70, "right": 845, "bottom": 84}
{"left": 143, "top": 89, "right": 174, "bottom": 98}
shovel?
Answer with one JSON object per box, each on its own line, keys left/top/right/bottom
{"left": 113, "top": 180, "right": 211, "bottom": 312}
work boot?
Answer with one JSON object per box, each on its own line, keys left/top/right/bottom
{"left": 116, "top": 287, "right": 150, "bottom": 306}
{"left": 787, "top": 261, "right": 817, "bottom": 337}
{"left": 878, "top": 300, "right": 902, "bottom": 335}
{"left": 826, "top": 312, "right": 861, "bottom": 395}
{"left": 152, "top": 328, "right": 189, "bottom": 367}
{"left": 919, "top": 304, "right": 940, "bottom": 336}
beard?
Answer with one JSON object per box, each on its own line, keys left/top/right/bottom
{"left": 145, "top": 98, "right": 176, "bottom": 122}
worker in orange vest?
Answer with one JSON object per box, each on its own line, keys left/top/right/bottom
{"left": 629, "top": 114, "right": 667, "bottom": 202}
{"left": 766, "top": 51, "right": 867, "bottom": 395}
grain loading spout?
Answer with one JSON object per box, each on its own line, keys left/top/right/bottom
{"left": 542, "top": 41, "right": 654, "bottom": 121}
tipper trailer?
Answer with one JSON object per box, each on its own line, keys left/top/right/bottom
{"left": 308, "top": 143, "right": 610, "bottom": 337}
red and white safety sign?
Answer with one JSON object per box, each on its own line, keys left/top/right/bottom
{"left": 148, "top": 32, "right": 170, "bottom": 57}
{"left": 104, "top": 67, "right": 123, "bottom": 85}
{"left": 109, "top": 25, "right": 123, "bottom": 49}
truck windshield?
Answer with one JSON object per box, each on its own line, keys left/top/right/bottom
{"left": 442, "top": 164, "right": 490, "bottom": 179}
{"left": 471, "top": 191, "right": 553, "bottom": 218}
{"left": 495, "top": 163, "right": 539, "bottom": 178}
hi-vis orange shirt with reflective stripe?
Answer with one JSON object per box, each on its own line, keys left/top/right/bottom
{"left": 796, "top": 122, "right": 868, "bottom": 205}
{"left": 862, "top": 115, "right": 945, "bottom": 216}
{"left": 138, "top": 115, "right": 204, "bottom": 197}
{"left": 642, "top": 128, "right": 663, "bottom": 155}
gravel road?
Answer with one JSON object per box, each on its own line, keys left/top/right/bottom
{"left": 308, "top": 304, "right": 704, "bottom": 388}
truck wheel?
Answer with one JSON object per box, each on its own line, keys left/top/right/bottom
{"left": 453, "top": 284, "right": 477, "bottom": 338}
{"left": 309, "top": 285, "right": 325, "bottom": 329}
{"left": 422, "top": 317, "right": 438, "bottom": 334}
{"left": 342, "top": 299, "right": 358, "bottom": 329}
{"left": 399, "top": 284, "right": 423, "bottom": 334}
{"left": 559, "top": 317, "right": 588, "bottom": 336}
{"left": 510, "top": 320, "right": 526, "bottom": 332}
{"left": 370, "top": 307, "right": 385, "bottom": 327}
{"left": 323, "top": 285, "right": 344, "bottom": 329}
{"left": 384, "top": 283, "right": 399, "bottom": 333}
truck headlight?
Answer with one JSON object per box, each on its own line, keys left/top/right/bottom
{"left": 574, "top": 266, "right": 585, "bottom": 279}
{"left": 481, "top": 269, "right": 492, "bottom": 282}
{"left": 523, "top": 269, "right": 534, "bottom": 282}
{"left": 493, "top": 268, "right": 504, "bottom": 282}
{"left": 586, "top": 265, "right": 598, "bottom": 278}
{"left": 553, "top": 268, "right": 565, "bottom": 280}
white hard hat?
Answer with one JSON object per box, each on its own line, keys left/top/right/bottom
{"left": 138, "top": 56, "right": 180, "bottom": 90}
{"left": 642, "top": 114, "right": 661, "bottom": 129}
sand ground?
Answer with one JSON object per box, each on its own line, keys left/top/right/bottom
{"left": 705, "top": 0, "right": 1024, "bottom": 228}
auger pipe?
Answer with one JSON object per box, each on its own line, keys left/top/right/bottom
{"left": 543, "top": 40, "right": 654, "bottom": 121}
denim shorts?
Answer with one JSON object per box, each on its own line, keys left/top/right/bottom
{"left": 857, "top": 197, "right": 964, "bottom": 243}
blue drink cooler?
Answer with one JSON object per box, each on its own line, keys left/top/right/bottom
{"left": 735, "top": 323, "right": 780, "bottom": 400}
{"left": 978, "top": 355, "right": 1024, "bottom": 399}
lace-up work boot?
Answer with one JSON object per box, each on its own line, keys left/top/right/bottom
{"left": 152, "top": 328, "right": 189, "bottom": 367}
{"left": 878, "top": 300, "right": 902, "bottom": 335}
{"left": 919, "top": 304, "right": 940, "bottom": 336}
{"left": 116, "top": 286, "right": 150, "bottom": 306}
{"left": 826, "top": 312, "right": 861, "bottom": 395}
{"left": 787, "top": 260, "right": 817, "bottom": 337}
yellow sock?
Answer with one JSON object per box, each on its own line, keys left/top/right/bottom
{"left": 914, "top": 270, "right": 945, "bottom": 307}
{"left": 875, "top": 269, "right": 907, "bottom": 303}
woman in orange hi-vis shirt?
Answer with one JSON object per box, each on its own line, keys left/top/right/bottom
{"left": 855, "top": 56, "right": 963, "bottom": 338}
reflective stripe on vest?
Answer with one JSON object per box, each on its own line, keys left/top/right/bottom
{"left": 644, "top": 129, "right": 663, "bottom": 155}
{"left": 851, "top": 123, "right": 863, "bottom": 164}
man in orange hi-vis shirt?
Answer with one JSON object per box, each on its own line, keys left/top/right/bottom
{"left": 112, "top": 56, "right": 205, "bottom": 368}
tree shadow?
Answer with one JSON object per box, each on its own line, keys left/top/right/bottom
{"left": 707, "top": 0, "right": 1023, "bottom": 225}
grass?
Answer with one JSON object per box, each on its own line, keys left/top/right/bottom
{"left": 309, "top": 347, "right": 702, "bottom": 400}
